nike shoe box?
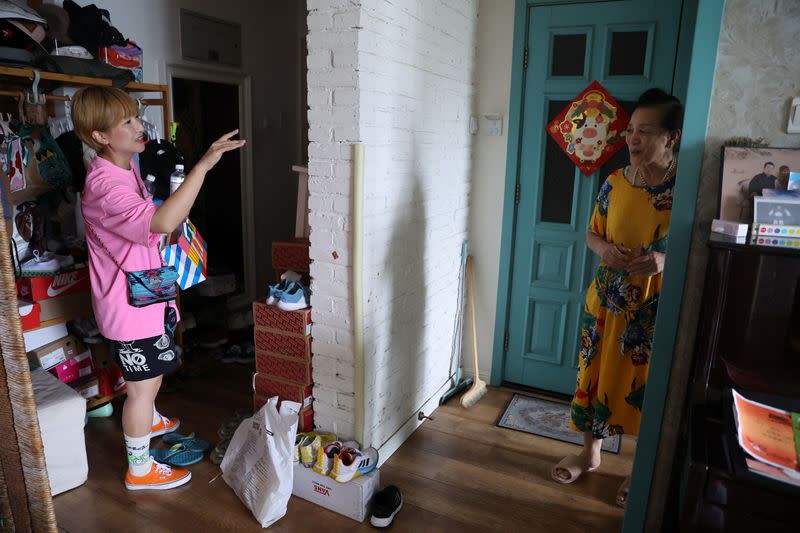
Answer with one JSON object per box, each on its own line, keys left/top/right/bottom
{"left": 292, "top": 463, "right": 380, "bottom": 522}
{"left": 252, "top": 374, "right": 313, "bottom": 407}
{"left": 30, "top": 369, "right": 88, "bottom": 496}
{"left": 19, "top": 299, "right": 41, "bottom": 331}
{"left": 16, "top": 267, "right": 91, "bottom": 303}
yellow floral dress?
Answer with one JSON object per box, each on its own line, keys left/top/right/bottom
{"left": 569, "top": 167, "right": 673, "bottom": 438}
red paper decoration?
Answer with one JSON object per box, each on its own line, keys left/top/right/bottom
{"left": 546, "top": 80, "right": 630, "bottom": 176}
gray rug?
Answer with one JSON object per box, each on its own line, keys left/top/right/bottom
{"left": 496, "top": 393, "right": 621, "bottom": 454}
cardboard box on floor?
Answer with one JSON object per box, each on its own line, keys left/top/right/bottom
{"left": 292, "top": 463, "right": 379, "bottom": 522}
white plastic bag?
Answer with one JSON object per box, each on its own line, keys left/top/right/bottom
{"left": 221, "top": 397, "right": 301, "bottom": 528}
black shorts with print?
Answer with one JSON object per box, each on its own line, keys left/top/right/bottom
{"left": 110, "top": 307, "right": 180, "bottom": 381}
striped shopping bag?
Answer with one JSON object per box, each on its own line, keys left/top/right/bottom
{"left": 161, "top": 219, "right": 207, "bottom": 289}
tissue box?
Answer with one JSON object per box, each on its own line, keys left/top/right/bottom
{"left": 292, "top": 463, "right": 379, "bottom": 522}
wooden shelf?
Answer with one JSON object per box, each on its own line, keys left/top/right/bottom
{"left": 0, "top": 65, "right": 166, "bottom": 93}
{"left": 87, "top": 389, "right": 126, "bottom": 410}
{"left": 24, "top": 311, "right": 91, "bottom": 334}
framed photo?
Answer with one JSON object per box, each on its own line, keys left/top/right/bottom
{"left": 718, "top": 146, "right": 800, "bottom": 223}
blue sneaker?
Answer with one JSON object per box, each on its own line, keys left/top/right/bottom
{"left": 277, "top": 281, "right": 310, "bottom": 311}
{"left": 266, "top": 271, "right": 303, "bottom": 305}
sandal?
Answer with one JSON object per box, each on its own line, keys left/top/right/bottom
{"left": 162, "top": 432, "right": 210, "bottom": 452}
{"left": 616, "top": 476, "right": 630, "bottom": 508}
{"left": 551, "top": 454, "right": 599, "bottom": 484}
{"left": 150, "top": 443, "right": 204, "bottom": 467}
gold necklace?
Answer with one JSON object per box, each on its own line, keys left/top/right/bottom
{"left": 635, "top": 158, "right": 676, "bottom": 187}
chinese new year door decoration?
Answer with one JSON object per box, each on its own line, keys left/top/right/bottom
{"left": 546, "top": 80, "right": 629, "bottom": 176}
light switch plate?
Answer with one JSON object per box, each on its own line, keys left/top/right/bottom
{"left": 483, "top": 113, "right": 503, "bottom": 136}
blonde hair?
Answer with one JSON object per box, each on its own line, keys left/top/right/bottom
{"left": 72, "top": 86, "right": 138, "bottom": 152}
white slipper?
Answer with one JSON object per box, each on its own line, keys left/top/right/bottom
{"left": 551, "top": 454, "right": 599, "bottom": 484}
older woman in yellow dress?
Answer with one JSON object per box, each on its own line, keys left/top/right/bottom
{"left": 551, "top": 88, "right": 683, "bottom": 508}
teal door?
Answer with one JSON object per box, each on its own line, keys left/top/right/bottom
{"left": 503, "top": 1, "right": 682, "bottom": 394}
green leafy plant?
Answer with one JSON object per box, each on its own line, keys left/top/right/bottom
{"left": 724, "top": 136, "right": 769, "bottom": 148}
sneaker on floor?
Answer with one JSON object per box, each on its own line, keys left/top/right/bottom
{"left": 332, "top": 446, "right": 378, "bottom": 483}
{"left": 235, "top": 342, "right": 255, "bottom": 364}
{"left": 220, "top": 344, "right": 242, "bottom": 364}
{"left": 370, "top": 485, "right": 403, "bottom": 528}
{"left": 151, "top": 415, "right": 180, "bottom": 437}
{"left": 124, "top": 460, "right": 191, "bottom": 491}
{"left": 299, "top": 432, "right": 337, "bottom": 467}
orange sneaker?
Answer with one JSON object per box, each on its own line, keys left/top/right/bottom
{"left": 124, "top": 461, "right": 191, "bottom": 490}
{"left": 151, "top": 415, "right": 180, "bottom": 437}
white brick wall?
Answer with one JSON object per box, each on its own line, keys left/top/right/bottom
{"left": 307, "top": 0, "right": 361, "bottom": 440}
{"left": 307, "top": 0, "right": 478, "bottom": 448}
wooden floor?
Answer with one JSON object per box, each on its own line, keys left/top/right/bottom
{"left": 53, "top": 363, "right": 631, "bottom": 532}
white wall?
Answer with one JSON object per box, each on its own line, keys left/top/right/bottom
{"left": 359, "top": 0, "right": 477, "bottom": 449}
{"left": 306, "top": 0, "right": 479, "bottom": 449}
{"left": 467, "top": 0, "right": 515, "bottom": 381}
{"left": 51, "top": 0, "right": 305, "bottom": 294}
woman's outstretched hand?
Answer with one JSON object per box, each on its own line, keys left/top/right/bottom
{"left": 626, "top": 251, "right": 666, "bottom": 277}
{"left": 196, "top": 130, "right": 246, "bottom": 173}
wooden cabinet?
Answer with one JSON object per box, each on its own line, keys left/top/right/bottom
{"left": 681, "top": 235, "right": 800, "bottom": 532}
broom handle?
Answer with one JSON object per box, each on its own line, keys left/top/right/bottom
{"left": 466, "top": 255, "right": 480, "bottom": 379}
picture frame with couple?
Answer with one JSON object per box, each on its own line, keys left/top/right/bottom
{"left": 718, "top": 146, "right": 800, "bottom": 224}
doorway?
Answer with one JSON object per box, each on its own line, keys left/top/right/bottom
{"left": 167, "top": 66, "right": 255, "bottom": 309}
{"left": 500, "top": 0, "right": 683, "bottom": 394}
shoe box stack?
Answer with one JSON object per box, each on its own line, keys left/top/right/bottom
{"left": 18, "top": 270, "right": 125, "bottom": 402}
{"left": 271, "top": 239, "right": 310, "bottom": 284}
{"left": 252, "top": 301, "right": 314, "bottom": 432}
{"left": 17, "top": 268, "right": 92, "bottom": 327}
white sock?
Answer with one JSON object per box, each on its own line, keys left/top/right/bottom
{"left": 152, "top": 405, "right": 161, "bottom": 426}
{"left": 125, "top": 434, "right": 152, "bottom": 477}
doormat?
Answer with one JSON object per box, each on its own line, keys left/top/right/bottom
{"left": 496, "top": 393, "right": 621, "bottom": 454}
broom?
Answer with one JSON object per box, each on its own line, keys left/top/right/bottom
{"left": 461, "top": 255, "right": 487, "bottom": 408}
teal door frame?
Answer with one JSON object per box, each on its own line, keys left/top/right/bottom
{"left": 491, "top": 0, "right": 724, "bottom": 530}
